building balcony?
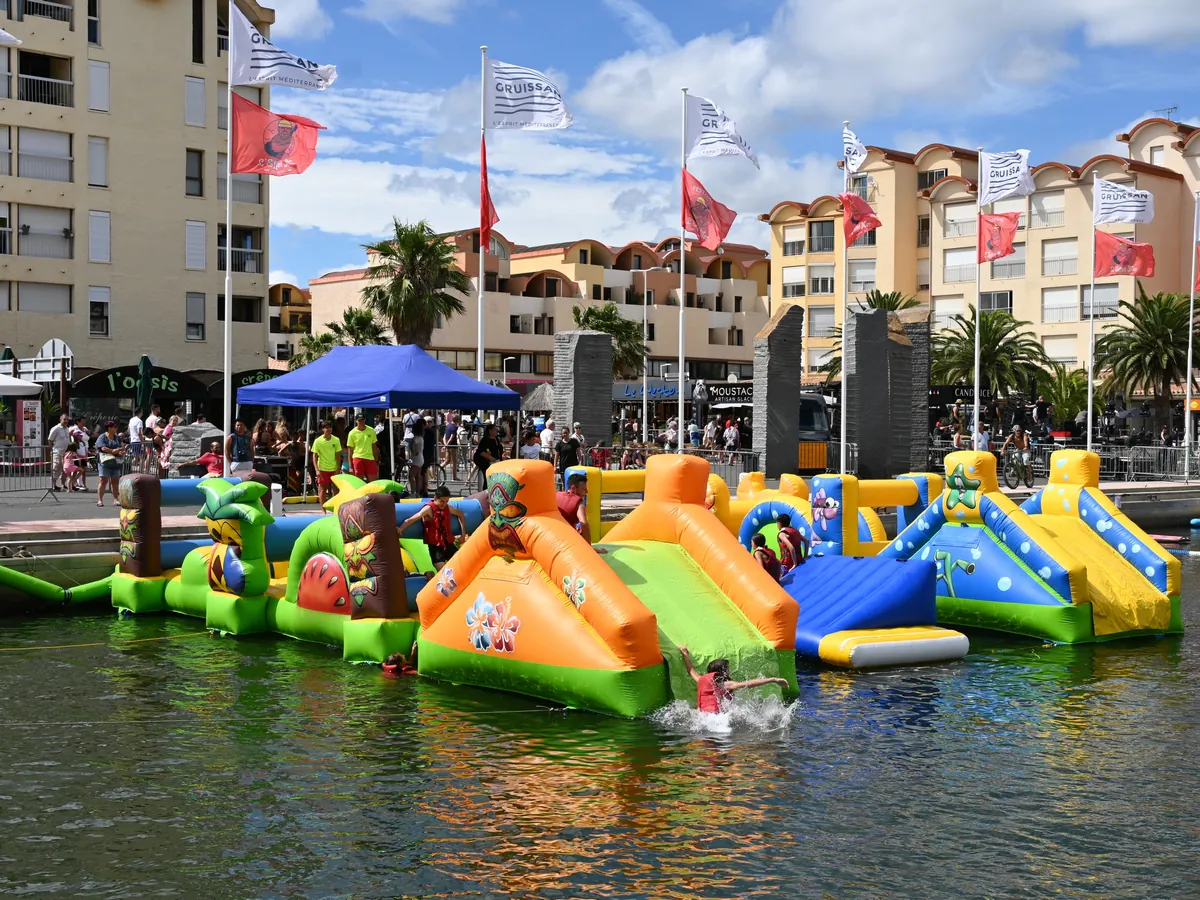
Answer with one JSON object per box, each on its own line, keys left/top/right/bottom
{"left": 218, "top": 175, "right": 263, "bottom": 204}
{"left": 17, "top": 152, "right": 71, "bottom": 183}
{"left": 809, "top": 236, "right": 834, "bottom": 253}
{"left": 1042, "top": 306, "right": 1078, "bottom": 324}
{"left": 782, "top": 284, "right": 805, "bottom": 299}
{"left": 20, "top": 0, "right": 72, "bottom": 25}
{"left": 18, "top": 73, "right": 73, "bottom": 107}
{"left": 218, "top": 247, "right": 264, "bottom": 274}
{"left": 20, "top": 229, "right": 72, "bottom": 259}
{"left": 809, "top": 325, "right": 837, "bottom": 338}
{"left": 1081, "top": 301, "right": 1119, "bottom": 319}
{"left": 218, "top": 30, "right": 230, "bottom": 56}
{"left": 991, "top": 260, "right": 1025, "bottom": 279}
{"left": 1031, "top": 210, "right": 1065, "bottom": 229}
{"left": 943, "top": 264, "right": 976, "bottom": 283}
{"left": 218, "top": 106, "right": 228, "bottom": 130}
{"left": 944, "top": 220, "right": 976, "bottom": 238}
{"left": 849, "top": 279, "right": 875, "bottom": 293}
{"left": 0, "top": 149, "right": 9, "bottom": 176}
{"left": 1042, "top": 258, "right": 1078, "bottom": 276}
{"left": 0, "top": 227, "right": 11, "bottom": 254}
{"left": 782, "top": 240, "right": 805, "bottom": 257}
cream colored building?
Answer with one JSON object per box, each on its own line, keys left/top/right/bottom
{"left": 308, "top": 229, "right": 772, "bottom": 384}
{"left": 761, "top": 119, "right": 1198, "bottom": 383}
{"left": 0, "top": 0, "right": 273, "bottom": 380}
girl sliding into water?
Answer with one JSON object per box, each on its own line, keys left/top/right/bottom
{"left": 678, "top": 645, "right": 788, "bottom": 713}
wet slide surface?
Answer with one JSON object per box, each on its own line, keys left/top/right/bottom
{"left": 599, "top": 540, "right": 781, "bottom": 702}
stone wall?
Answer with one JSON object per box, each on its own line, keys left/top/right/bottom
{"left": 553, "top": 331, "right": 613, "bottom": 447}
{"left": 844, "top": 308, "right": 890, "bottom": 479}
{"left": 752, "top": 304, "right": 805, "bottom": 478}
{"left": 900, "top": 309, "right": 932, "bottom": 474}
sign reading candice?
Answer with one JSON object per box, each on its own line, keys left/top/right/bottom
{"left": 73, "top": 366, "right": 208, "bottom": 400}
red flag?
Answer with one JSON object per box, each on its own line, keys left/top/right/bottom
{"left": 977, "top": 212, "right": 1021, "bottom": 263}
{"left": 230, "top": 93, "right": 324, "bottom": 176}
{"left": 838, "top": 192, "right": 881, "bottom": 246}
{"left": 1094, "top": 230, "right": 1155, "bottom": 278}
{"left": 481, "top": 135, "right": 499, "bottom": 255}
{"left": 682, "top": 168, "right": 736, "bottom": 251}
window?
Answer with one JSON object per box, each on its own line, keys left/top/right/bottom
{"left": 533, "top": 314, "right": 554, "bottom": 335}
{"left": 734, "top": 328, "right": 744, "bottom": 346}
{"left": 0, "top": 200, "right": 11, "bottom": 253}
{"left": 992, "top": 196, "right": 1027, "bottom": 229}
{"left": 943, "top": 247, "right": 975, "bottom": 282}
{"left": 192, "top": 0, "right": 204, "bottom": 63}
{"left": 89, "top": 0, "right": 101, "bottom": 46}
{"left": 185, "top": 220, "right": 206, "bottom": 270}
{"left": 535, "top": 353, "right": 554, "bottom": 375}
{"left": 807, "top": 348, "right": 833, "bottom": 372}
{"left": 186, "top": 292, "right": 206, "bottom": 340}
{"left": 1081, "top": 283, "right": 1120, "bottom": 319}
{"left": 686, "top": 292, "right": 695, "bottom": 307}
{"left": 88, "top": 60, "right": 109, "bottom": 112}
{"left": 645, "top": 289, "right": 654, "bottom": 305}
{"left": 89, "top": 285, "right": 109, "bottom": 336}
{"left": 1149, "top": 145, "right": 1164, "bottom": 167}
{"left": 217, "top": 152, "right": 227, "bottom": 199}
{"left": 509, "top": 315, "right": 523, "bottom": 334}
{"left": 809, "top": 264, "right": 835, "bottom": 295}
{"left": 579, "top": 248, "right": 588, "bottom": 264}
{"left": 782, "top": 225, "right": 805, "bottom": 256}
{"left": 851, "top": 174, "right": 869, "bottom": 199}
{"left": 809, "top": 305, "right": 835, "bottom": 337}
{"left": 917, "top": 258, "right": 931, "bottom": 290}
{"left": 18, "top": 128, "right": 71, "bottom": 182}
{"left": 489, "top": 236, "right": 508, "bottom": 258}
{"left": 88, "top": 210, "right": 110, "bottom": 263}
{"left": 632, "top": 253, "right": 642, "bottom": 269}
{"left": 19, "top": 282, "right": 70, "bottom": 313}
{"left": 851, "top": 229, "right": 876, "bottom": 248}
{"left": 647, "top": 323, "right": 656, "bottom": 341}
{"left": 1043, "top": 334, "right": 1077, "bottom": 366}
{"left": 603, "top": 287, "right": 612, "bottom": 302}
{"left": 1042, "top": 238, "right": 1078, "bottom": 276}
{"left": 917, "top": 215, "right": 931, "bottom": 247}
{"left": 734, "top": 295, "right": 742, "bottom": 312}
{"left": 809, "top": 221, "right": 834, "bottom": 253}
{"left": 18, "top": 204, "right": 72, "bottom": 259}
{"left": 0, "top": 50, "right": 8, "bottom": 102}
{"left": 979, "top": 291, "right": 1011, "bottom": 314}
{"left": 782, "top": 265, "right": 805, "bottom": 298}
{"left": 217, "top": 294, "right": 263, "bottom": 323}
{"left": 722, "top": 260, "right": 732, "bottom": 279}
{"left": 917, "top": 168, "right": 948, "bottom": 191}
{"left": 218, "top": 83, "right": 228, "bottom": 129}
{"left": 0, "top": 127, "right": 8, "bottom": 175}
{"left": 1042, "top": 286, "right": 1078, "bottom": 323}
{"left": 991, "top": 243, "right": 1025, "bottom": 279}
{"left": 591, "top": 283, "right": 601, "bottom": 301}
{"left": 944, "top": 202, "right": 976, "bottom": 238}
{"left": 933, "top": 295, "right": 963, "bottom": 331}
{"left": 185, "top": 77, "right": 206, "bottom": 126}
{"left": 545, "top": 278, "right": 559, "bottom": 297}
{"left": 0, "top": 282, "right": 8, "bottom": 311}
{"left": 1030, "top": 191, "right": 1065, "bottom": 229}
{"left": 848, "top": 259, "right": 876, "bottom": 292}
{"left": 218, "top": 225, "right": 263, "bottom": 273}
{"left": 88, "top": 136, "right": 107, "bottom": 187}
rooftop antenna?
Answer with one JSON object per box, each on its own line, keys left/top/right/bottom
{"left": 1155, "top": 105, "right": 1179, "bottom": 121}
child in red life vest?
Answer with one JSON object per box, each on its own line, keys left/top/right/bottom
{"left": 775, "top": 513, "right": 808, "bottom": 574}
{"left": 383, "top": 641, "right": 419, "bottom": 676}
{"left": 751, "top": 533, "right": 782, "bottom": 582}
{"left": 679, "top": 645, "right": 789, "bottom": 713}
{"left": 399, "top": 486, "right": 467, "bottom": 571}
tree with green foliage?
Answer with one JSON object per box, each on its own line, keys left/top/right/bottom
{"left": 361, "top": 218, "right": 471, "bottom": 347}
{"left": 572, "top": 302, "right": 648, "bottom": 378}
{"left": 327, "top": 306, "right": 389, "bottom": 346}
{"left": 931, "top": 308, "right": 1049, "bottom": 396}
{"left": 1094, "top": 284, "right": 1196, "bottom": 433}
{"left": 1038, "top": 361, "right": 1101, "bottom": 431}
{"left": 820, "top": 291, "right": 924, "bottom": 381}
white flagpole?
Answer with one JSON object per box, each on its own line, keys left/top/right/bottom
{"left": 839, "top": 120, "right": 851, "bottom": 473}
{"left": 477, "top": 46, "right": 488, "bottom": 383}
{"left": 1186, "top": 190, "right": 1199, "bottom": 481}
{"left": 222, "top": 72, "right": 235, "bottom": 475}
{"left": 678, "top": 86, "right": 688, "bottom": 451}
{"left": 1086, "top": 171, "right": 1098, "bottom": 452}
{"left": 973, "top": 146, "right": 983, "bottom": 449}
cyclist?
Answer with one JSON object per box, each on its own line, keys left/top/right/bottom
{"left": 1000, "top": 424, "right": 1031, "bottom": 483}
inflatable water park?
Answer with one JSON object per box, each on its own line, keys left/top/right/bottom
{"left": 0, "top": 448, "right": 1181, "bottom": 718}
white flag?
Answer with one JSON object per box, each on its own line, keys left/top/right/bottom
{"left": 843, "top": 126, "right": 867, "bottom": 174}
{"left": 229, "top": 4, "right": 336, "bottom": 91}
{"left": 1093, "top": 178, "right": 1155, "bottom": 225}
{"left": 0, "top": 28, "right": 21, "bottom": 47}
{"left": 978, "top": 149, "right": 1035, "bottom": 206}
{"left": 486, "top": 59, "right": 573, "bottom": 129}
{"left": 685, "top": 95, "right": 759, "bottom": 169}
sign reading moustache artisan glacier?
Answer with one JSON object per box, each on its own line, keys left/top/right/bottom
{"left": 486, "top": 59, "right": 573, "bottom": 129}
{"left": 229, "top": 4, "right": 337, "bottom": 90}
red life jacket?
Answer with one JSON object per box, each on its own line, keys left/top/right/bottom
{"left": 425, "top": 501, "right": 454, "bottom": 548}
{"left": 756, "top": 546, "right": 782, "bottom": 582}
{"left": 697, "top": 672, "right": 732, "bottom": 713}
{"left": 778, "top": 526, "right": 805, "bottom": 568}
{"left": 556, "top": 491, "right": 584, "bottom": 529}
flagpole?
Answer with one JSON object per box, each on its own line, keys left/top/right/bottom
{"left": 477, "top": 46, "right": 488, "bottom": 384}
{"left": 1185, "top": 190, "right": 1199, "bottom": 482}
{"left": 1086, "top": 171, "right": 1098, "bottom": 453}
{"left": 222, "top": 71, "right": 234, "bottom": 476}
{"left": 973, "top": 146, "right": 983, "bottom": 450}
{"left": 678, "top": 86, "right": 688, "bottom": 451}
{"left": 840, "top": 120, "right": 851, "bottom": 473}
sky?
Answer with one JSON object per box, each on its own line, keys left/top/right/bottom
{"left": 262, "top": 0, "right": 1200, "bottom": 290}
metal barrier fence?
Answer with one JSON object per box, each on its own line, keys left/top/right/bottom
{"left": 579, "top": 445, "right": 761, "bottom": 485}
{"left": 826, "top": 442, "right": 858, "bottom": 475}
{"left": 927, "top": 439, "right": 1200, "bottom": 483}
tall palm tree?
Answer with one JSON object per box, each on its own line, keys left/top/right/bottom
{"left": 289, "top": 332, "right": 336, "bottom": 370}
{"left": 572, "top": 302, "right": 647, "bottom": 378}
{"left": 931, "top": 308, "right": 1048, "bottom": 396}
{"left": 1038, "top": 361, "right": 1101, "bottom": 431}
{"left": 1094, "top": 284, "right": 1196, "bottom": 432}
{"left": 361, "top": 218, "right": 471, "bottom": 347}
{"left": 327, "top": 306, "right": 389, "bottom": 346}
{"left": 821, "top": 291, "right": 926, "bottom": 381}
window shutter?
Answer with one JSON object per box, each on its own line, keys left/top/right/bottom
{"left": 88, "top": 210, "right": 110, "bottom": 263}
{"left": 185, "top": 220, "right": 206, "bottom": 270}
{"left": 19, "top": 282, "right": 71, "bottom": 313}
{"left": 185, "top": 77, "right": 206, "bottom": 126}
{"left": 944, "top": 202, "right": 975, "bottom": 222}
{"left": 782, "top": 265, "right": 805, "bottom": 284}
{"left": 88, "top": 61, "right": 110, "bottom": 112}
{"left": 88, "top": 137, "right": 108, "bottom": 187}
{"left": 944, "top": 247, "right": 975, "bottom": 267}
{"left": 1031, "top": 191, "right": 1065, "bottom": 214}
{"left": 19, "top": 128, "right": 70, "bottom": 157}
{"left": 1042, "top": 238, "right": 1077, "bottom": 260}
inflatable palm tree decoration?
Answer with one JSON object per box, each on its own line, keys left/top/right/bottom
{"left": 196, "top": 479, "right": 275, "bottom": 596}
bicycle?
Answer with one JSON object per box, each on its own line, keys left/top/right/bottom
{"left": 1002, "top": 447, "right": 1035, "bottom": 490}
{"left": 395, "top": 460, "right": 448, "bottom": 491}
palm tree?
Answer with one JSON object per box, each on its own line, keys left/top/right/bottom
{"left": 931, "top": 308, "right": 1048, "bottom": 396}
{"left": 572, "top": 302, "right": 647, "bottom": 378}
{"left": 360, "top": 218, "right": 471, "bottom": 347}
{"left": 1094, "top": 284, "right": 1196, "bottom": 432}
{"left": 820, "top": 291, "right": 926, "bottom": 381}
{"left": 327, "top": 306, "right": 389, "bottom": 346}
{"left": 1038, "top": 361, "right": 1101, "bottom": 431}
{"left": 289, "top": 332, "right": 336, "bottom": 370}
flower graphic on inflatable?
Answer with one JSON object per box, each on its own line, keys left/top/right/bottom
{"left": 436, "top": 566, "right": 457, "bottom": 598}
{"left": 811, "top": 488, "right": 840, "bottom": 532}
{"left": 486, "top": 597, "right": 521, "bottom": 653}
{"left": 562, "top": 574, "right": 587, "bottom": 609}
{"left": 467, "top": 593, "right": 493, "bottom": 651}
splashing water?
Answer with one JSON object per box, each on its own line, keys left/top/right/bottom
{"left": 650, "top": 694, "right": 799, "bottom": 736}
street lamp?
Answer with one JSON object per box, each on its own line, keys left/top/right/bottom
{"left": 656, "top": 363, "right": 673, "bottom": 441}
{"left": 502, "top": 356, "right": 516, "bottom": 387}
{"left": 632, "top": 266, "right": 668, "bottom": 442}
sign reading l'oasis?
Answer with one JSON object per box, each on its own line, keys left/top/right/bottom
{"left": 72, "top": 366, "right": 208, "bottom": 399}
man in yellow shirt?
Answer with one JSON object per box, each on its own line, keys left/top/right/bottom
{"left": 311, "top": 420, "right": 343, "bottom": 506}
{"left": 346, "top": 413, "right": 380, "bottom": 482}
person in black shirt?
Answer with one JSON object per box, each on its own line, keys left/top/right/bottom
{"left": 473, "top": 423, "right": 503, "bottom": 490}
{"left": 553, "top": 426, "right": 581, "bottom": 486}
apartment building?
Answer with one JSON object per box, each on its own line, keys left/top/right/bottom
{"left": 267, "top": 280, "right": 311, "bottom": 360}
{"left": 0, "top": 0, "right": 273, "bottom": 382}
{"left": 308, "top": 229, "right": 772, "bottom": 386}
{"left": 760, "top": 119, "right": 1197, "bottom": 382}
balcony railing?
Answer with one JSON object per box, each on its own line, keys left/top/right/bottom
{"left": 810, "top": 325, "right": 837, "bottom": 338}
{"left": 20, "top": 230, "right": 72, "bottom": 259}
{"left": 782, "top": 284, "right": 805, "bottom": 298}
{"left": 1031, "top": 210, "right": 1065, "bottom": 229}
{"left": 944, "top": 219, "right": 976, "bottom": 238}
{"left": 943, "top": 264, "right": 976, "bottom": 283}
{"left": 218, "top": 31, "right": 229, "bottom": 56}
{"left": 1042, "top": 257, "right": 1078, "bottom": 276}
{"left": 1042, "top": 306, "right": 1078, "bottom": 323}
{"left": 18, "top": 152, "right": 71, "bottom": 183}
{"left": 809, "top": 236, "right": 834, "bottom": 253}
{"left": 218, "top": 247, "right": 263, "bottom": 274}
{"left": 0, "top": 227, "right": 11, "bottom": 254}
{"left": 782, "top": 240, "right": 804, "bottom": 257}
{"left": 849, "top": 279, "right": 875, "bottom": 292}
{"left": 933, "top": 314, "right": 958, "bottom": 332}
{"left": 1081, "top": 301, "right": 1119, "bottom": 319}
{"left": 18, "top": 74, "right": 73, "bottom": 108}
{"left": 218, "top": 106, "right": 228, "bottom": 130}
{"left": 991, "top": 260, "right": 1025, "bottom": 279}
{"left": 21, "top": 0, "right": 72, "bottom": 24}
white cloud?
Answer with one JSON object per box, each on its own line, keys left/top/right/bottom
{"left": 318, "top": 135, "right": 398, "bottom": 155}
{"left": 602, "top": 0, "right": 678, "bottom": 54}
{"left": 1063, "top": 112, "right": 1200, "bottom": 166}
{"left": 268, "top": 0, "right": 333, "bottom": 40}
{"left": 347, "top": 0, "right": 466, "bottom": 26}
{"left": 270, "top": 269, "right": 301, "bottom": 286}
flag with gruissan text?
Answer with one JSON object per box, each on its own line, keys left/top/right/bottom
{"left": 685, "top": 95, "right": 759, "bottom": 169}
{"left": 485, "top": 59, "right": 573, "bottom": 129}
{"left": 228, "top": 3, "right": 336, "bottom": 90}
{"left": 1093, "top": 178, "right": 1155, "bottom": 225}
{"left": 978, "top": 149, "right": 1035, "bottom": 206}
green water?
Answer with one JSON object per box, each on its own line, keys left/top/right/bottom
{"left": 2, "top": 563, "right": 1200, "bottom": 899}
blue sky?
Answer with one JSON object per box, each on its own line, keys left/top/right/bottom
{"left": 263, "top": 0, "right": 1200, "bottom": 290}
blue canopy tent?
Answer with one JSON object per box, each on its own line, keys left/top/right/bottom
{"left": 235, "top": 345, "right": 520, "bottom": 410}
